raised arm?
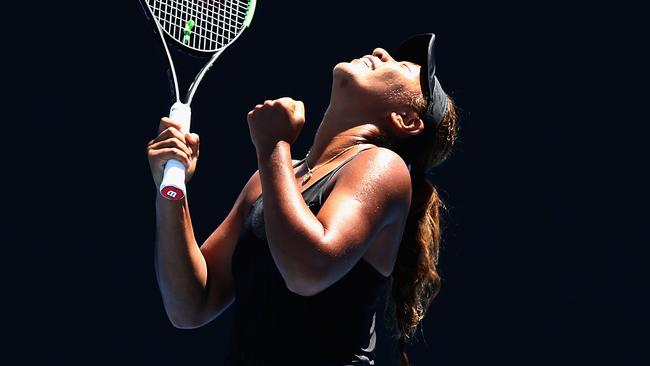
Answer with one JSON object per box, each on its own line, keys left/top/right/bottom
{"left": 153, "top": 175, "right": 256, "bottom": 328}
{"left": 258, "top": 143, "right": 411, "bottom": 296}
{"left": 246, "top": 98, "right": 412, "bottom": 296}
{"left": 148, "top": 117, "right": 257, "bottom": 328}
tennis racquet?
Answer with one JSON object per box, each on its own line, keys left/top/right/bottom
{"left": 141, "top": 0, "right": 257, "bottom": 200}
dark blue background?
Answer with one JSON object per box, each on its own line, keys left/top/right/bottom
{"left": 15, "top": 1, "right": 644, "bottom": 365}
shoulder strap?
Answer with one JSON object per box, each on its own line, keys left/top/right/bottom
{"left": 308, "top": 146, "right": 376, "bottom": 193}
{"left": 330, "top": 146, "right": 375, "bottom": 175}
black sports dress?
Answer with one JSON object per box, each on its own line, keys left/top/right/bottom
{"left": 225, "top": 147, "right": 391, "bottom": 366}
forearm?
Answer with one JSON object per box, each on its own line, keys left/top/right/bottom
{"left": 256, "top": 142, "right": 329, "bottom": 289}
{"left": 154, "top": 194, "right": 208, "bottom": 327}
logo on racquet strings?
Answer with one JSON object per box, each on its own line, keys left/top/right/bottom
{"left": 182, "top": 20, "right": 195, "bottom": 45}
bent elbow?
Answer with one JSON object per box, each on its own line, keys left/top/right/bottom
{"left": 164, "top": 293, "right": 234, "bottom": 329}
{"left": 170, "top": 318, "right": 202, "bottom": 329}
{"left": 166, "top": 310, "right": 207, "bottom": 329}
{"left": 286, "top": 283, "right": 319, "bottom": 297}
{"left": 285, "top": 273, "right": 325, "bottom": 297}
{"left": 286, "top": 282, "right": 310, "bottom": 297}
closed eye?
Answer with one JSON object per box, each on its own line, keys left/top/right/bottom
{"left": 402, "top": 63, "right": 418, "bottom": 75}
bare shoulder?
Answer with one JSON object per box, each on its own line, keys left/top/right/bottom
{"left": 351, "top": 146, "right": 409, "bottom": 172}
{"left": 335, "top": 146, "right": 412, "bottom": 204}
{"left": 344, "top": 146, "right": 411, "bottom": 187}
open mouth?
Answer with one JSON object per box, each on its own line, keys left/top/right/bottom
{"left": 361, "top": 56, "right": 376, "bottom": 70}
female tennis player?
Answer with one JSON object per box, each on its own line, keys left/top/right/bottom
{"left": 147, "top": 33, "right": 458, "bottom": 366}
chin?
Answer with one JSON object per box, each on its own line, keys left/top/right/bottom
{"left": 332, "top": 62, "right": 362, "bottom": 90}
{"left": 333, "top": 62, "right": 354, "bottom": 76}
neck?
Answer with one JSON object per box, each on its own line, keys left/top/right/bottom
{"left": 304, "top": 105, "right": 383, "bottom": 169}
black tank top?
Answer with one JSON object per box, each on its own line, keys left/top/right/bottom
{"left": 226, "top": 147, "right": 391, "bottom": 366}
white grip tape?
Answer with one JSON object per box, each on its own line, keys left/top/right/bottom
{"left": 159, "top": 102, "right": 192, "bottom": 200}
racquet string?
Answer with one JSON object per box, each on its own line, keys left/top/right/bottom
{"left": 148, "top": 0, "right": 248, "bottom": 52}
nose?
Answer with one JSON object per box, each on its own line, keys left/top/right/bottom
{"left": 372, "top": 48, "right": 393, "bottom": 62}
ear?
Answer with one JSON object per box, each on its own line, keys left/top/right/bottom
{"left": 390, "top": 111, "right": 424, "bottom": 137}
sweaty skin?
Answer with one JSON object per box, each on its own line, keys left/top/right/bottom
{"left": 148, "top": 47, "right": 425, "bottom": 326}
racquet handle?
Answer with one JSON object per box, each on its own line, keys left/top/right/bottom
{"left": 160, "top": 102, "right": 192, "bottom": 200}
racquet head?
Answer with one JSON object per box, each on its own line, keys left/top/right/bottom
{"left": 141, "top": 0, "right": 257, "bottom": 55}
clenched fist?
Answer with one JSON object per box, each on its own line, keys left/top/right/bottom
{"left": 247, "top": 97, "right": 305, "bottom": 154}
{"left": 147, "top": 117, "right": 200, "bottom": 190}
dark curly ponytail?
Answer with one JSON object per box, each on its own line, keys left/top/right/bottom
{"left": 389, "top": 96, "right": 459, "bottom": 365}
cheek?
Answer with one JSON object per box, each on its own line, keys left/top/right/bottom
{"left": 366, "top": 70, "right": 405, "bottom": 97}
